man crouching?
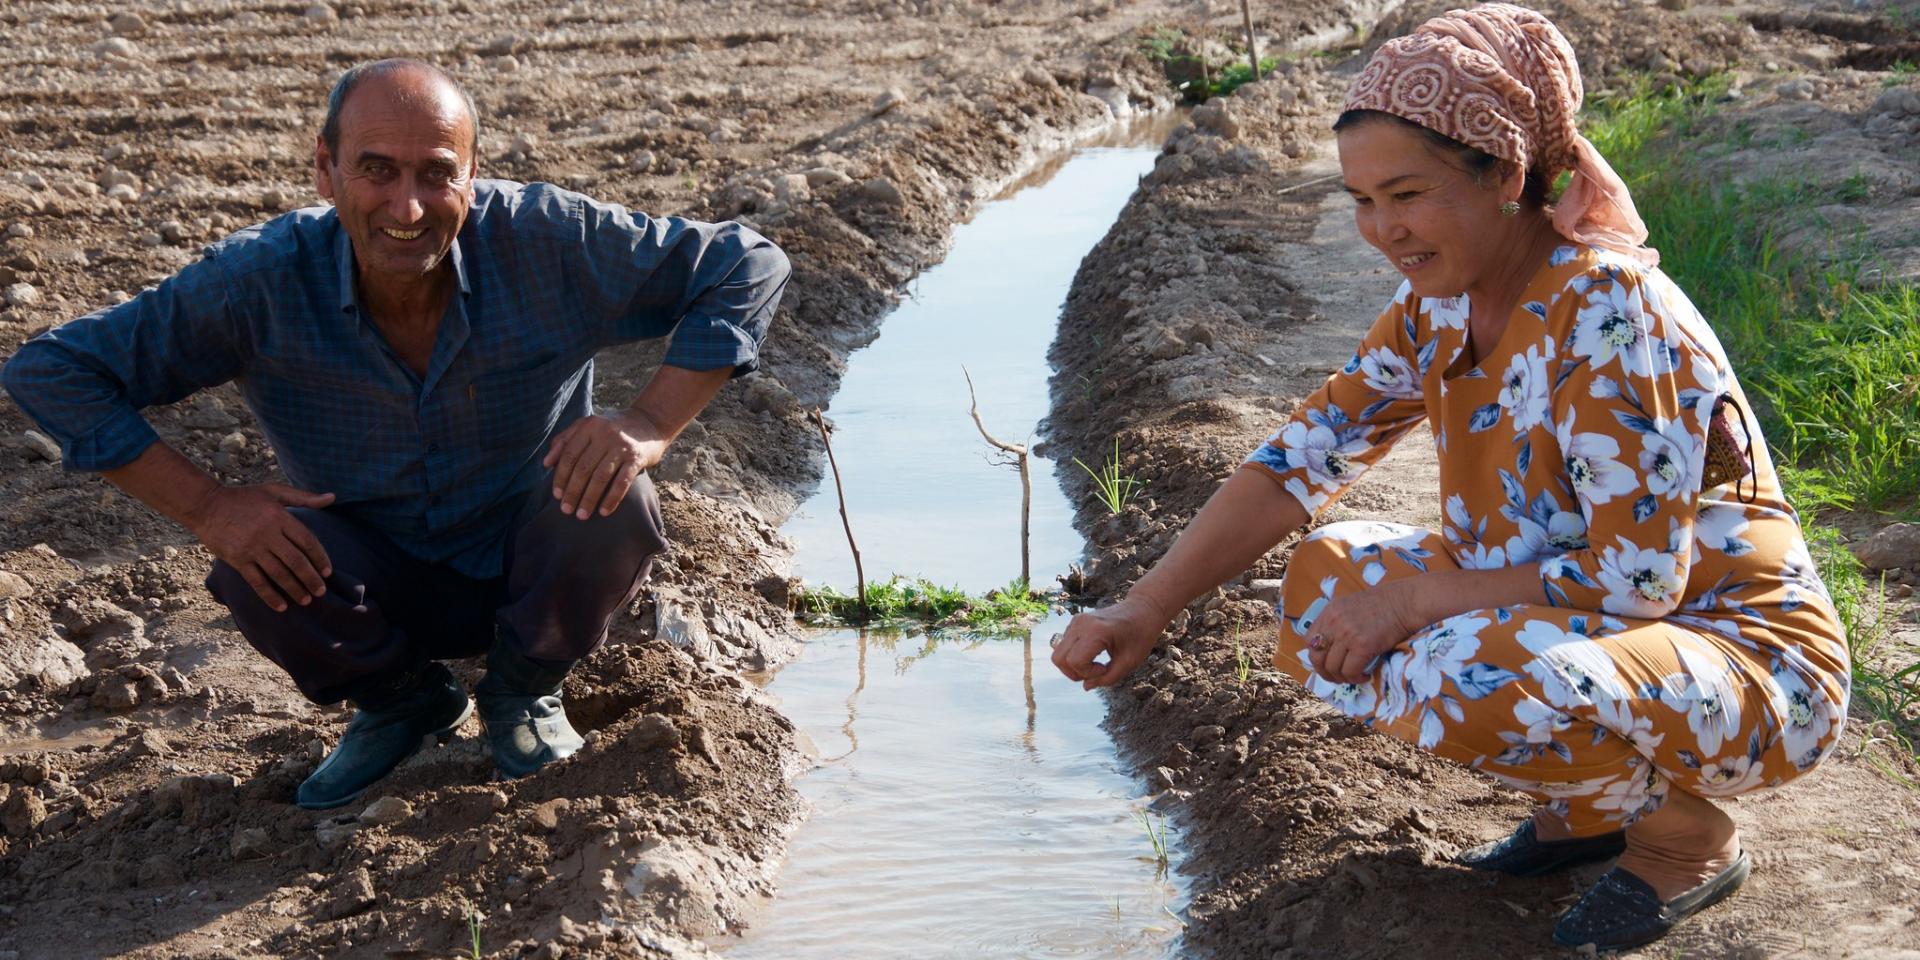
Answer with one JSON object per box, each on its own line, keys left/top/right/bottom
{"left": 1, "top": 59, "right": 789, "bottom": 808}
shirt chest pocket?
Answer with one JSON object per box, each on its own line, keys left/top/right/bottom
{"left": 461, "top": 356, "right": 589, "bottom": 453}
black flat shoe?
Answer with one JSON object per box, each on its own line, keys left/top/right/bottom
{"left": 1552, "top": 850, "right": 1751, "bottom": 952}
{"left": 1457, "top": 818, "right": 1627, "bottom": 877}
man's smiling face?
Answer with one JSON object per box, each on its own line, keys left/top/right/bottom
{"left": 313, "top": 67, "right": 477, "bottom": 288}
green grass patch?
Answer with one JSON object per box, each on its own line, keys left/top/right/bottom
{"left": 1582, "top": 80, "right": 1920, "bottom": 512}
{"left": 1581, "top": 78, "right": 1920, "bottom": 766}
{"left": 1139, "top": 27, "right": 1278, "bottom": 103}
{"left": 796, "top": 576, "right": 1053, "bottom": 629}
{"left": 1206, "top": 57, "right": 1282, "bottom": 100}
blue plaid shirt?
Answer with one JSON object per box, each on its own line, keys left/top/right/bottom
{"left": 3, "top": 179, "right": 788, "bottom": 577}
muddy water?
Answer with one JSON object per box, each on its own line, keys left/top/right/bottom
{"left": 723, "top": 119, "right": 1188, "bottom": 958}
{"left": 0, "top": 719, "right": 120, "bottom": 758}
{"left": 781, "top": 112, "right": 1184, "bottom": 593}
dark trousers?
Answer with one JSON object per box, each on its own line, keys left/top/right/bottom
{"left": 207, "top": 474, "right": 667, "bottom": 704}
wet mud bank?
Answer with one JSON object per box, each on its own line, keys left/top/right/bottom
{"left": 0, "top": 2, "right": 1218, "bottom": 956}
{"left": 1043, "top": 1, "right": 1920, "bottom": 957}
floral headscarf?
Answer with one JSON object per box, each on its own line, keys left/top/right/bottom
{"left": 1344, "top": 3, "right": 1658, "bottom": 266}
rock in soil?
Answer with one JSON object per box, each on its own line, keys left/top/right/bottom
{"left": 1852, "top": 523, "right": 1920, "bottom": 571}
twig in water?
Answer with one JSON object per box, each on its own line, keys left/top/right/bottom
{"left": 809, "top": 408, "right": 867, "bottom": 622}
{"left": 962, "top": 366, "right": 1032, "bottom": 587}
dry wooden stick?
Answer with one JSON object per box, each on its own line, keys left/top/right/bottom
{"left": 1271, "top": 172, "right": 1344, "bottom": 197}
{"left": 1240, "top": 0, "right": 1262, "bottom": 82}
{"left": 809, "top": 408, "right": 866, "bottom": 621}
{"left": 1199, "top": 43, "right": 1211, "bottom": 97}
{"left": 962, "top": 367, "right": 1031, "bottom": 589}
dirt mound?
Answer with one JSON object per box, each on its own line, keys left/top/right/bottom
{"left": 0, "top": 510, "right": 805, "bottom": 957}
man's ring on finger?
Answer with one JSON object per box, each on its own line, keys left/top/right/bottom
{"left": 1309, "top": 632, "right": 1325, "bottom": 650}
{"left": 1048, "top": 633, "right": 1063, "bottom": 648}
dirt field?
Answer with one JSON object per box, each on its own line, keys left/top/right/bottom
{"left": 0, "top": 1, "right": 1227, "bottom": 955}
{"left": 2, "top": 0, "right": 1917, "bottom": 957}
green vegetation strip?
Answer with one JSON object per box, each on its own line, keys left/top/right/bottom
{"left": 1581, "top": 78, "right": 1920, "bottom": 766}
{"left": 796, "top": 576, "right": 1053, "bottom": 630}
{"left": 1141, "top": 27, "right": 1280, "bottom": 103}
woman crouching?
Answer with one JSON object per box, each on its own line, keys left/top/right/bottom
{"left": 1051, "top": 3, "right": 1849, "bottom": 950}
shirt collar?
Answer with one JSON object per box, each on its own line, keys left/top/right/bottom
{"left": 332, "top": 215, "right": 473, "bottom": 314}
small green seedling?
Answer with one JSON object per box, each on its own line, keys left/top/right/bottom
{"left": 1135, "top": 808, "right": 1170, "bottom": 871}
{"left": 1074, "top": 438, "right": 1145, "bottom": 515}
{"left": 1234, "top": 628, "right": 1252, "bottom": 685}
{"left": 467, "top": 906, "right": 483, "bottom": 959}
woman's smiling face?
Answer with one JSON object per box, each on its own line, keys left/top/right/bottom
{"left": 1336, "top": 117, "right": 1524, "bottom": 300}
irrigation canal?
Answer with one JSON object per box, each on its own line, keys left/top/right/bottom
{"left": 720, "top": 114, "right": 1189, "bottom": 958}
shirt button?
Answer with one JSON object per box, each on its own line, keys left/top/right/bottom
{"left": 426, "top": 443, "right": 440, "bottom": 453}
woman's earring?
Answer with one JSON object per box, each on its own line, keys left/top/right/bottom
{"left": 1499, "top": 200, "right": 1521, "bottom": 217}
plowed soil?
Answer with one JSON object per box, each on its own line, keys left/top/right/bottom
{"left": 4, "top": 0, "right": 1919, "bottom": 958}
{"left": 0, "top": 1, "right": 1239, "bottom": 956}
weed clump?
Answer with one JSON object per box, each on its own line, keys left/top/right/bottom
{"left": 797, "top": 576, "right": 1053, "bottom": 629}
{"left": 1140, "top": 27, "right": 1279, "bottom": 103}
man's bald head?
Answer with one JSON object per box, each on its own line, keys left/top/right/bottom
{"left": 320, "top": 59, "right": 478, "bottom": 160}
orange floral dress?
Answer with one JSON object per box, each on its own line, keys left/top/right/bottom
{"left": 1245, "top": 244, "right": 1849, "bottom": 833}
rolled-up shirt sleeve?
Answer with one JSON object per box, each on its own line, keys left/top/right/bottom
{"left": 566, "top": 189, "right": 790, "bottom": 377}
{"left": 2, "top": 254, "right": 246, "bottom": 470}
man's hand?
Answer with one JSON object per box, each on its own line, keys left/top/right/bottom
{"left": 1305, "top": 579, "right": 1422, "bottom": 684}
{"left": 542, "top": 411, "right": 668, "bottom": 520}
{"left": 1050, "top": 594, "right": 1173, "bottom": 691}
{"left": 186, "top": 484, "right": 336, "bottom": 613}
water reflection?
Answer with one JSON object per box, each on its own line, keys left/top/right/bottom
{"left": 726, "top": 615, "right": 1183, "bottom": 960}
{"left": 826, "top": 623, "right": 1046, "bottom": 759}
{"left": 781, "top": 114, "right": 1183, "bottom": 595}
{"left": 726, "top": 118, "right": 1188, "bottom": 959}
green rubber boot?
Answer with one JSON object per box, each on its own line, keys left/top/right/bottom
{"left": 475, "top": 634, "right": 584, "bottom": 779}
{"left": 296, "top": 662, "right": 471, "bottom": 810}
